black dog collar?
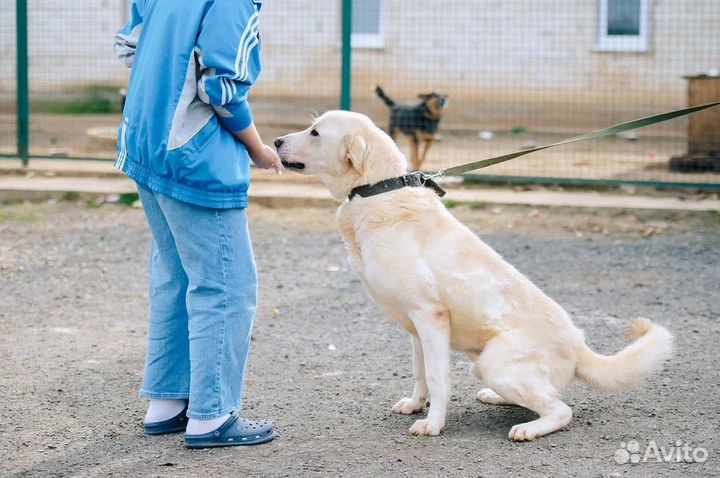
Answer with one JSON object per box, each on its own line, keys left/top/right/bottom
{"left": 348, "top": 173, "right": 446, "bottom": 201}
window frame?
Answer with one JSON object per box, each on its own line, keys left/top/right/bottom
{"left": 596, "top": 0, "right": 651, "bottom": 53}
{"left": 351, "top": 0, "right": 384, "bottom": 49}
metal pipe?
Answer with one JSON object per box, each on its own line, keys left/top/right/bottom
{"left": 16, "top": 0, "right": 30, "bottom": 167}
{"left": 340, "top": 0, "right": 352, "bottom": 110}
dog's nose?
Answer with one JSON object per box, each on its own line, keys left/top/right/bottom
{"left": 274, "top": 138, "right": 284, "bottom": 149}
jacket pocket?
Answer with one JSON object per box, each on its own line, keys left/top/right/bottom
{"left": 174, "top": 114, "right": 220, "bottom": 159}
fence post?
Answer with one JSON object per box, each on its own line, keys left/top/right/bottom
{"left": 340, "top": 0, "right": 352, "bottom": 110}
{"left": 16, "top": 0, "right": 30, "bottom": 166}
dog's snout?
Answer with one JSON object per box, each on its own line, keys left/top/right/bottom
{"left": 274, "top": 138, "right": 284, "bottom": 149}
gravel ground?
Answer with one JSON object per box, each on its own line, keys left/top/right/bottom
{"left": 0, "top": 200, "right": 718, "bottom": 478}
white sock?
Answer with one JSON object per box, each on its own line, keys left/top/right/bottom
{"left": 144, "top": 399, "right": 187, "bottom": 424}
{"left": 186, "top": 414, "right": 232, "bottom": 435}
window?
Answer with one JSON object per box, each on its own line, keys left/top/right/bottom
{"left": 597, "top": 0, "right": 650, "bottom": 52}
{"left": 351, "top": 0, "right": 384, "bottom": 49}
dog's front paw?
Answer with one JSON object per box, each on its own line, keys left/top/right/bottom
{"left": 508, "top": 422, "right": 542, "bottom": 442}
{"left": 409, "top": 419, "right": 444, "bottom": 436}
{"left": 392, "top": 397, "right": 426, "bottom": 415}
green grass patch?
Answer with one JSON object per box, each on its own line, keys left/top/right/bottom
{"left": 468, "top": 201, "right": 487, "bottom": 209}
{"left": 442, "top": 199, "right": 462, "bottom": 209}
{"left": 0, "top": 210, "right": 38, "bottom": 223}
{"left": 32, "top": 85, "right": 124, "bottom": 115}
{"left": 1, "top": 197, "right": 24, "bottom": 206}
{"left": 443, "top": 199, "right": 487, "bottom": 210}
{"left": 60, "top": 191, "right": 81, "bottom": 202}
{"left": 119, "top": 193, "right": 140, "bottom": 206}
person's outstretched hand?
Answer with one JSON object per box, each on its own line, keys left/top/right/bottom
{"left": 231, "top": 122, "right": 284, "bottom": 175}
{"left": 250, "top": 144, "right": 284, "bottom": 175}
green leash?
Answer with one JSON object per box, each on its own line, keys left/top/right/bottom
{"left": 435, "top": 101, "right": 720, "bottom": 177}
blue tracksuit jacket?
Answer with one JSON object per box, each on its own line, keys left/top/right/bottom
{"left": 114, "top": 0, "right": 263, "bottom": 208}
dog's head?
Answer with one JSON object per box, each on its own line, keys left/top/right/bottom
{"left": 418, "top": 92, "right": 448, "bottom": 119}
{"left": 275, "top": 111, "right": 407, "bottom": 201}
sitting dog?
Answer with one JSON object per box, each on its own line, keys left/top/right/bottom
{"left": 375, "top": 86, "right": 448, "bottom": 171}
{"left": 274, "top": 111, "right": 673, "bottom": 440}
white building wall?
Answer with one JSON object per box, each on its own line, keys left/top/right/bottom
{"left": 348, "top": 0, "right": 719, "bottom": 104}
{"left": 0, "top": 0, "right": 129, "bottom": 94}
{"left": 0, "top": 1, "right": 717, "bottom": 128}
{"left": 0, "top": 1, "right": 18, "bottom": 97}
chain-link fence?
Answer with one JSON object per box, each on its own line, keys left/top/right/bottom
{"left": 0, "top": 0, "right": 17, "bottom": 159}
{"left": 2, "top": 0, "right": 719, "bottom": 188}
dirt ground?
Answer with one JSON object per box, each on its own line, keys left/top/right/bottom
{"left": 0, "top": 200, "right": 718, "bottom": 478}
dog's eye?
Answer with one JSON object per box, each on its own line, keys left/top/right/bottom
{"left": 310, "top": 129, "right": 319, "bottom": 137}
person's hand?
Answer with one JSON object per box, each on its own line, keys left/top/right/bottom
{"left": 249, "top": 144, "right": 284, "bottom": 175}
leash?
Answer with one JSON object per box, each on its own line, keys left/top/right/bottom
{"left": 347, "top": 101, "right": 720, "bottom": 201}
{"left": 434, "top": 101, "right": 720, "bottom": 177}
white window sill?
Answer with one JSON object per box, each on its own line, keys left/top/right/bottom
{"left": 595, "top": 38, "right": 648, "bottom": 53}
{"left": 351, "top": 34, "right": 385, "bottom": 50}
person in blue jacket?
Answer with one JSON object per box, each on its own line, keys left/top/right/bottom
{"left": 114, "top": 0, "right": 280, "bottom": 448}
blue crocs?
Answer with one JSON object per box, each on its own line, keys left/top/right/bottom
{"left": 144, "top": 407, "right": 188, "bottom": 435}
{"left": 184, "top": 415, "right": 276, "bottom": 449}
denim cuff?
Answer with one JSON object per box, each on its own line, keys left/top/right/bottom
{"left": 186, "top": 404, "right": 242, "bottom": 420}
{"left": 140, "top": 389, "right": 190, "bottom": 400}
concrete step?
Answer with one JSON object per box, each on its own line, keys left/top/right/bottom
{"left": 0, "top": 158, "right": 320, "bottom": 183}
{"left": 1, "top": 172, "right": 718, "bottom": 212}
{"left": 0, "top": 159, "right": 121, "bottom": 178}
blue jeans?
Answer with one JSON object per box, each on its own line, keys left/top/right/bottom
{"left": 136, "top": 183, "right": 257, "bottom": 420}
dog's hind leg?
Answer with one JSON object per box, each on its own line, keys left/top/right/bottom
{"left": 392, "top": 335, "right": 428, "bottom": 415}
{"left": 408, "top": 136, "right": 421, "bottom": 171}
{"left": 503, "top": 386, "right": 572, "bottom": 441}
{"left": 389, "top": 125, "right": 399, "bottom": 141}
{"left": 476, "top": 338, "right": 573, "bottom": 441}
{"left": 476, "top": 388, "right": 513, "bottom": 405}
{"left": 417, "top": 138, "right": 434, "bottom": 171}
{"left": 407, "top": 307, "right": 451, "bottom": 436}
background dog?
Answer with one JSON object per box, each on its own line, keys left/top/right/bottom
{"left": 376, "top": 86, "right": 448, "bottom": 171}
{"left": 274, "top": 111, "right": 673, "bottom": 440}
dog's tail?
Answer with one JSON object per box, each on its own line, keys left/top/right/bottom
{"left": 575, "top": 318, "right": 673, "bottom": 391}
{"left": 375, "top": 85, "right": 395, "bottom": 107}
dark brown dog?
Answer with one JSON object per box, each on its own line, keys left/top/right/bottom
{"left": 376, "top": 85, "right": 448, "bottom": 171}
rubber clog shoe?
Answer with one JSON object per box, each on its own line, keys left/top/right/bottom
{"left": 184, "top": 415, "right": 276, "bottom": 448}
{"left": 144, "top": 407, "right": 189, "bottom": 435}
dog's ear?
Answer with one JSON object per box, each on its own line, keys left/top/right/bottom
{"left": 418, "top": 93, "right": 431, "bottom": 99}
{"left": 344, "top": 134, "right": 367, "bottom": 174}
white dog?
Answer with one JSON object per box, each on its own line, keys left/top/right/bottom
{"left": 274, "top": 111, "right": 673, "bottom": 440}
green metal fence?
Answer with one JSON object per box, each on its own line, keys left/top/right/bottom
{"left": 2, "top": 0, "right": 720, "bottom": 189}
